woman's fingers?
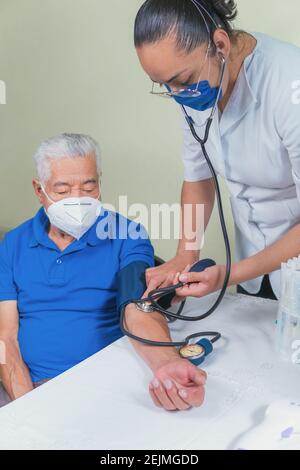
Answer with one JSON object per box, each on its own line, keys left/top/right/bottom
{"left": 179, "top": 271, "right": 209, "bottom": 284}
{"left": 175, "top": 269, "right": 211, "bottom": 298}
{"left": 176, "top": 282, "right": 210, "bottom": 298}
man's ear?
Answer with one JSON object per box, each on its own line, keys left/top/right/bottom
{"left": 32, "top": 179, "right": 44, "bottom": 203}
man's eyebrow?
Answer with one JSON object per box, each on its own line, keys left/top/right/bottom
{"left": 82, "top": 179, "right": 97, "bottom": 184}
{"left": 53, "top": 179, "right": 97, "bottom": 187}
{"left": 152, "top": 68, "right": 189, "bottom": 84}
{"left": 53, "top": 182, "right": 70, "bottom": 187}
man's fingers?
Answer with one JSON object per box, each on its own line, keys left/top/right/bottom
{"left": 189, "top": 367, "right": 207, "bottom": 386}
{"left": 183, "top": 264, "right": 192, "bottom": 273}
{"left": 150, "top": 379, "right": 177, "bottom": 411}
{"left": 143, "top": 278, "right": 161, "bottom": 298}
{"left": 172, "top": 272, "right": 180, "bottom": 285}
{"left": 162, "top": 379, "right": 191, "bottom": 411}
{"left": 178, "top": 385, "right": 206, "bottom": 408}
{"left": 149, "top": 384, "right": 163, "bottom": 408}
{"left": 159, "top": 271, "right": 177, "bottom": 289}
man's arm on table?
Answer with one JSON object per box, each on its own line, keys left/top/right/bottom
{"left": 123, "top": 301, "right": 207, "bottom": 411}
{"left": 0, "top": 301, "right": 33, "bottom": 400}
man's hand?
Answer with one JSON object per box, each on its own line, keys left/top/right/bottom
{"left": 0, "top": 301, "right": 34, "bottom": 400}
{"left": 175, "top": 264, "right": 227, "bottom": 298}
{"left": 149, "top": 358, "right": 207, "bottom": 411}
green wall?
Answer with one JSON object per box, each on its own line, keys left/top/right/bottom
{"left": 1, "top": 0, "right": 300, "bottom": 263}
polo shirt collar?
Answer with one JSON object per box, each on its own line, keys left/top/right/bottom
{"left": 29, "top": 206, "right": 112, "bottom": 249}
{"left": 29, "top": 207, "right": 50, "bottom": 248}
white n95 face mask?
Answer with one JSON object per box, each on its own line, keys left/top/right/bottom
{"left": 41, "top": 184, "right": 102, "bottom": 240}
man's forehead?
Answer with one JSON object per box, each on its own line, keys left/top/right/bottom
{"left": 49, "top": 152, "right": 96, "bottom": 166}
{"left": 48, "top": 155, "right": 98, "bottom": 177}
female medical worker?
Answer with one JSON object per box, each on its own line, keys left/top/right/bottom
{"left": 134, "top": 0, "right": 300, "bottom": 301}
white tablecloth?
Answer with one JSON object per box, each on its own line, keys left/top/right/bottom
{"left": 0, "top": 293, "right": 299, "bottom": 450}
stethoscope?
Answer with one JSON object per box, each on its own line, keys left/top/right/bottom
{"left": 120, "top": 54, "right": 232, "bottom": 366}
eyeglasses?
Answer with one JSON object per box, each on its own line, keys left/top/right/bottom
{"left": 150, "top": 42, "right": 212, "bottom": 99}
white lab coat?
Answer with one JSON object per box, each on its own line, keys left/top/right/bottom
{"left": 181, "top": 32, "right": 300, "bottom": 299}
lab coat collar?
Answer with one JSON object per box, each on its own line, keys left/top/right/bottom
{"left": 219, "top": 49, "right": 258, "bottom": 137}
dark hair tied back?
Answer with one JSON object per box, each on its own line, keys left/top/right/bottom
{"left": 134, "top": 0, "right": 238, "bottom": 53}
{"left": 209, "top": 0, "right": 237, "bottom": 23}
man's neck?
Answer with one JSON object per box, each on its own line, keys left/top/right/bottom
{"left": 48, "top": 224, "right": 75, "bottom": 251}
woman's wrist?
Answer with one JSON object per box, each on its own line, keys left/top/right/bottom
{"left": 228, "top": 262, "right": 243, "bottom": 287}
{"left": 176, "top": 247, "right": 199, "bottom": 265}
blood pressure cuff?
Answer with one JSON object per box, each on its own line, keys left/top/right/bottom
{"left": 116, "top": 261, "right": 149, "bottom": 314}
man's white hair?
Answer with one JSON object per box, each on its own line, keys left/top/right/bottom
{"left": 33, "top": 133, "right": 102, "bottom": 183}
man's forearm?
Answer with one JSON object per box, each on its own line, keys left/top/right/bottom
{"left": 177, "top": 179, "right": 215, "bottom": 260}
{"left": 124, "top": 304, "right": 181, "bottom": 373}
{"left": 230, "top": 223, "right": 300, "bottom": 286}
{"left": 0, "top": 337, "right": 33, "bottom": 400}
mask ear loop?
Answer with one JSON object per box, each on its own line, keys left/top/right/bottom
{"left": 190, "top": 0, "right": 221, "bottom": 92}
{"left": 39, "top": 182, "right": 56, "bottom": 204}
{"left": 195, "top": 42, "right": 211, "bottom": 91}
{"left": 207, "top": 52, "right": 212, "bottom": 85}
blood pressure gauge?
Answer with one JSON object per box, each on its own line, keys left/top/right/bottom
{"left": 179, "top": 339, "right": 213, "bottom": 366}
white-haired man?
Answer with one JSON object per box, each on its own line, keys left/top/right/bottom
{"left": 0, "top": 133, "right": 206, "bottom": 412}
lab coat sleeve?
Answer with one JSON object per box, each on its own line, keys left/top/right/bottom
{"left": 181, "top": 115, "right": 213, "bottom": 182}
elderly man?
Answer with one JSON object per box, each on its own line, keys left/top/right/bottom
{"left": 0, "top": 133, "right": 206, "bottom": 412}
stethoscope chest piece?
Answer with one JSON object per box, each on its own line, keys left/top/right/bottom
{"left": 179, "top": 338, "right": 213, "bottom": 366}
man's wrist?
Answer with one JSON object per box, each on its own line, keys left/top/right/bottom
{"left": 149, "top": 350, "right": 182, "bottom": 373}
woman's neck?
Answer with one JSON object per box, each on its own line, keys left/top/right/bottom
{"left": 218, "top": 32, "right": 257, "bottom": 113}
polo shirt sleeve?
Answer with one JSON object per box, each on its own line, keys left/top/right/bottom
{"left": 181, "top": 114, "right": 213, "bottom": 182}
{"left": 119, "top": 221, "right": 155, "bottom": 271}
{"left": 117, "top": 221, "right": 155, "bottom": 313}
{"left": 0, "top": 235, "right": 17, "bottom": 301}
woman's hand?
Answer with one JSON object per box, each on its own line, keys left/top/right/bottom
{"left": 175, "top": 264, "right": 227, "bottom": 298}
{"left": 145, "top": 253, "right": 198, "bottom": 293}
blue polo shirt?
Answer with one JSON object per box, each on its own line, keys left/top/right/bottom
{"left": 0, "top": 207, "right": 154, "bottom": 382}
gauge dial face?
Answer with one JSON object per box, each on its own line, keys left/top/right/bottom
{"left": 179, "top": 344, "right": 205, "bottom": 359}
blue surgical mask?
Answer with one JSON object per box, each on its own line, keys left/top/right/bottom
{"left": 165, "top": 80, "right": 222, "bottom": 111}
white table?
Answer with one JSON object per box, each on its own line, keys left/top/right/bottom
{"left": 0, "top": 293, "right": 299, "bottom": 450}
